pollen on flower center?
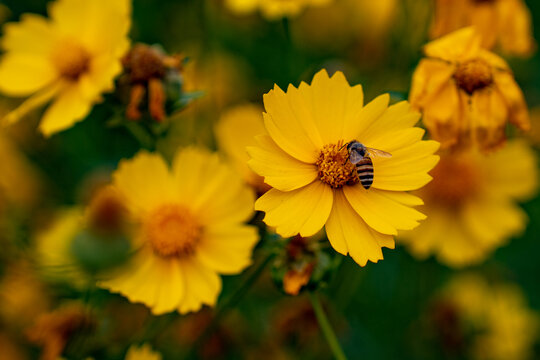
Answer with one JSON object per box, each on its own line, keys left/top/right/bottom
{"left": 424, "top": 157, "right": 480, "bottom": 206}
{"left": 51, "top": 39, "right": 91, "bottom": 80}
{"left": 316, "top": 143, "right": 359, "bottom": 188}
{"left": 145, "top": 204, "right": 202, "bottom": 258}
{"left": 453, "top": 58, "right": 493, "bottom": 95}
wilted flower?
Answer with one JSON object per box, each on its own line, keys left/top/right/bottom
{"left": 248, "top": 69, "right": 439, "bottom": 266}
{"left": 125, "top": 343, "right": 162, "bottom": 360}
{"left": 215, "top": 103, "right": 270, "bottom": 194}
{"left": 410, "top": 27, "right": 530, "bottom": 152}
{"left": 427, "top": 274, "right": 538, "bottom": 360}
{"left": 225, "top": 0, "right": 333, "bottom": 20}
{"left": 98, "top": 148, "right": 258, "bottom": 314}
{"left": 430, "top": 0, "right": 535, "bottom": 57}
{"left": 400, "top": 140, "right": 538, "bottom": 267}
{"left": 0, "top": 0, "right": 130, "bottom": 136}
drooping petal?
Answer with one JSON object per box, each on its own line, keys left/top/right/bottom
{"left": 343, "top": 186, "right": 426, "bottom": 235}
{"left": 325, "top": 191, "right": 394, "bottom": 266}
{"left": 196, "top": 224, "right": 258, "bottom": 275}
{"left": 247, "top": 134, "right": 318, "bottom": 191}
{"left": 423, "top": 27, "right": 481, "bottom": 60}
{"left": 255, "top": 181, "right": 333, "bottom": 237}
{"left": 113, "top": 152, "right": 177, "bottom": 215}
{"left": 178, "top": 258, "right": 221, "bottom": 314}
{"left": 172, "top": 147, "right": 255, "bottom": 225}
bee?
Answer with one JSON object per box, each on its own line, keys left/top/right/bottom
{"left": 342, "top": 140, "right": 392, "bottom": 189}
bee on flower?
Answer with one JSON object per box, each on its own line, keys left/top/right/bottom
{"left": 430, "top": 0, "right": 536, "bottom": 57}
{"left": 399, "top": 140, "right": 538, "bottom": 267}
{"left": 248, "top": 69, "right": 439, "bottom": 266}
{"left": 410, "top": 27, "right": 530, "bottom": 152}
{"left": 0, "top": 0, "right": 131, "bottom": 136}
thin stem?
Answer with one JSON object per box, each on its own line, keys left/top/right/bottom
{"left": 124, "top": 121, "right": 155, "bottom": 150}
{"left": 186, "top": 251, "right": 275, "bottom": 358}
{"left": 308, "top": 291, "right": 348, "bottom": 360}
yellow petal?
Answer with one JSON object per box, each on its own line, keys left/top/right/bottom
{"left": 113, "top": 151, "right": 177, "bottom": 215}
{"left": 0, "top": 54, "right": 56, "bottom": 96}
{"left": 494, "top": 71, "right": 530, "bottom": 132}
{"left": 255, "top": 181, "right": 333, "bottom": 237}
{"left": 1, "top": 14, "right": 57, "bottom": 55}
{"left": 343, "top": 186, "right": 426, "bottom": 235}
{"left": 325, "top": 191, "right": 394, "bottom": 266}
{"left": 172, "top": 147, "right": 255, "bottom": 225}
{"left": 247, "top": 134, "right": 318, "bottom": 191}
{"left": 409, "top": 58, "right": 455, "bottom": 111}
{"left": 196, "top": 224, "right": 258, "bottom": 275}
{"left": 346, "top": 93, "right": 389, "bottom": 141}
{"left": 359, "top": 101, "right": 420, "bottom": 145}
{"left": 38, "top": 84, "right": 93, "bottom": 136}
{"left": 372, "top": 141, "right": 440, "bottom": 191}
{"left": 178, "top": 258, "right": 221, "bottom": 314}
{"left": 151, "top": 258, "right": 185, "bottom": 315}
{"left": 423, "top": 27, "right": 480, "bottom": 60}
{"left": 2, "top": 83, "right": 62, "bottom": 125}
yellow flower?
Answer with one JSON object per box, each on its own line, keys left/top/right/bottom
{"left": 225, "top": 0, "right": 333, "bottom": 20}
{"left": 0, "top": 0, "right": 130, "bottom": 136}
{"left": 410, "top": 27, "right": 530, "bottom": 152}
{"left": 399, "top": 140, "right": 537, "bottom": 267}
{"left": 433, "top": 274, "right": 538, "bottom": 360}
{"left": 125, "top": 344, "right": 162, "bottom": 360}
{"left": 430, "top": 0, "right": 535, "bottom": 57}
{"left": 98, "top": 148, "right": 258, "bottom": 314}
{"left": 215, "top": 103, "right": 270, "bottom": 194}
{"left": 248, "top": 69, "right": 439, "bottom": 266}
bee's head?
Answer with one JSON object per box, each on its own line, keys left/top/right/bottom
{"left": 347, "top": 141, "right": 366, "bottom": 156}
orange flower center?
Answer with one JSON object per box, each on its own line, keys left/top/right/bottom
{"left": 453, "top": 59, "right": 493, "bottom": 95}
{"left": 424, "top": 157, "right": 480, "bottom": 207}
{"left": 145, "top": 204, "right": 202, "bottom": 258}
{"left": 316, "top": 143, "right": 359, "bottom": 188}
{"left": 51, "top": 39, "right": 91, "bottom": 80}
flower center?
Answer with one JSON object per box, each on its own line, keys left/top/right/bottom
{"left": 316, "top": 143, "right": 359, "bottom": 188}
{"left": 51, "top": 39, "right": 91, "bottom": 81}
{"left": 453, "top": 59, "right": 493, "bottom": 95}
{"left": 424, "top": 157, "right": 480, "bottom": 207}
{"left": 145, "top": 204, "right": 202, "bottom": 258}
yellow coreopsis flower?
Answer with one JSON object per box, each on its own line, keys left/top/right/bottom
{"left": 431, "top": 274, "right": 538, "bottom": 360}
{"left": 215, "top": 103, "right": 270, "bottom": 194}
{"left": 399, "top": 140, "right": 538, "bottom": 267}
{"left": 248, "top": 70, "right": 440, "bottom": 266}
{"left": 0, "top": 0, "right": 131, "bottom": 136}
{"left": 98, "top": 148, "right": 259, "bottom": 314}
{"left": 410, "top": 27, "right": 530, "bottom": 152}
{"left": 225, "top": 0, "right": 333, "bottom": 20}
{"left": 125, "top": 344, "right": 162, "bottom": 360}
{"left": 430, "top": 0, "right": 535, "bottom": 57}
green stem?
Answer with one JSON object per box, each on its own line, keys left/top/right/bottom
{"left": 124, "top": 121, "right": 155, "bottom": 150}
{"left": 186, "top": 252, "right": 275, "bottom": 358}
{"left": 308, "top": 291, "right": 348, "bottom": 360}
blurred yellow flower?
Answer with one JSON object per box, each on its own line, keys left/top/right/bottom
{"left": 125, "top": 344, "right": 162, "bottom": 360}
{"left": 248, "top": 69, "right": 439, "bottom": 266}
{"left": 0, "top": 0, "right": 130, "bottom": 136}
{"left": 225, "top": 0, "right": 333, "bottom": 20}
{"left": 215, "top": 103, "right": 270, "bottom": 194}
{"left": 98, "top": 148, "right": 258, "bottom": 314}
{"left": 430, "top": 0, "right": 535, "bottom": 57}
{"left": 410, "top": 27, "right": 530, "bottom": 152}
{"left": 400, "top": 140, "right": 537, "bottom": 267}
{"left": 434, "top": 274, "right": 538, "bottom": 360}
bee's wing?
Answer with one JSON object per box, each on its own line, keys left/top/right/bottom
{"left": 366, "top": 147, "right": 392, "bottom": 158}
{"left": 349, "top": 150, "right": 364, "bottom": 164}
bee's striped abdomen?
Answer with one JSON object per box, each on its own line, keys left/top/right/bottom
{"left": 356, "top": 157, "right": 374, "bottom": 189}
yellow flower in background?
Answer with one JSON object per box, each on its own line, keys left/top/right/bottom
{"left": 248, "top": 70, "right": 439, "bottom": 266}
{"left": 215, "top": 103, "right": 270, "bottom": 194}
{"left": 0, "top": 0, "right": 130, "bottom": 136}
{"left": 410, "top": 27, "right": 530, "bottom": 152}
{"left": 225, "top": 0, "right": 333, "bottom": 20}
{"left": 430, "top": 0, "right": 535, "bottom": 57}
{"left": 400, "top": 140, "right": 538, "bottom": 267}
{"left": 98, "top": 148, "right": 258, "bottom": 314}
{"left": 433, "top": 274, "right": 538, "bottom": 360}
{"left": 125, "top": 344, "right": 162, "bottom": 360}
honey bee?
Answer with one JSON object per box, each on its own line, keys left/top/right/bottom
{"left": 343, "top": 140, "right": 392, "bottom": 189}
